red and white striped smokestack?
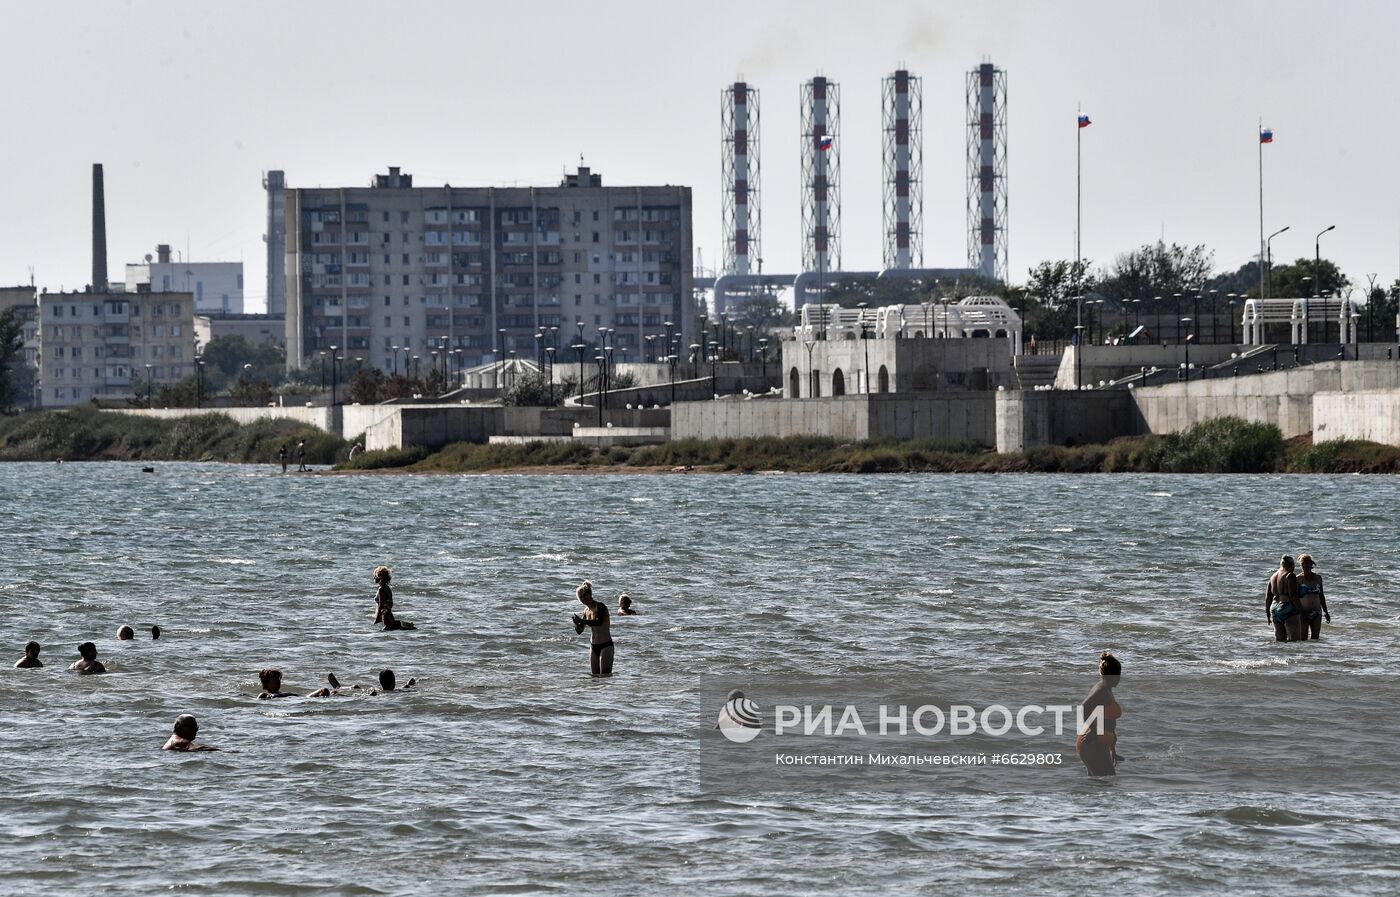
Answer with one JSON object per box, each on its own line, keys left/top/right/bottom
{"left": 722, "top": 82, "right": 760, "bottom": 277}
{"left": 92, "top": 163, "right": 108, "bottom": 292}
{"left": 978, "top": 64, "right": 995, "bottom": 278}
{"left": 801, "top": 75, "right": 840, "bottom": 275}
{"left": 883, "top": 69, "right": 921, "bottom": 269}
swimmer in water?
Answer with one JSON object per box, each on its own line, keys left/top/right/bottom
{"left": 381, "top": 609, "right": 416, "bottom": 631}
{"left": 162, "top": 714, "right": 219, "bottom": 752}
{"left": 617, "top": 593, "right": 638, "bottom": 615}
{"left": 257, "top": 668, "right": 294, "bottom": 699}
{"left": 68, "top": 641, "right": 107, "bottom": 675}
{"left": 14, "top": 641, "right": 43, "bottom": 669}
{"left": 1075, "top": 652, "right": 1123, "bottom": 777}
{"left": 370, "top": 669, "right": 417, "bottom": 695}
{"left": 117, "top": 625, "right": 135, "bottom": 640}
{"left": 151, "top": 625, "right": 161, "bottom": 640}
{"left": 1295, "top": 553, "right": 1331, "bottom": 640}
{"left": 571, "top": 580, "right": 613, "bottom": 677}
{"left": 1266, "top": 555, "right": 1303, "bottom": 642}
{"left": 373, "top": 565, "right": 393, "bottom": 624}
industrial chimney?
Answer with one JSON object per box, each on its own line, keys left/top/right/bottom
{"left": 92, "top": 163, "right": 108, "bottom": 292}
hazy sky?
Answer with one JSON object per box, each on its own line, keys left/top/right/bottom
{"left": 4, "top": 0, "right": 1399, "bottom": 312}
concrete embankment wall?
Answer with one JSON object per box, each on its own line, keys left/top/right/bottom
{"left": 1056, "top": 344, "right": 1246, "bottom": 390}
{"left": 671, "top": 394, "right": 996, "bottom": 445}
{"left": 995, "top": 391, "right": 1134, "bottom": 454}
{"left": 368, "top": 406, "right": 670, "bottom": 451}
{"left": 1313, "top": 391, "right": 1400, "bottom": 445}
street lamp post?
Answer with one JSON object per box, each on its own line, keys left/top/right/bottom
{"left": 145, "top": 363, "right": 153, "bottom": 408}
{"left": 1315, "top": 225, "right": 1336, "bottom": 342}
{"left": 391, "top": 345, "right": 399, "bottom": 377}
{"left": 1073, "top": 324, "right": 1084, "bottom": 389}
{"left": 1181, "top": 319, "right": 1193, "bottom": 380}
{"left": 857, "top": 302, "right": 870, "bottom": 393}
{"left": 759, "top": 337, "right": 769, "bottom": 386}
{"left": 1227, "top": 296, "right": 1238, "bottom": 345}
{"left": 594, "top": 354, "right": 606, "bottom": 425}
{"left": 667, "top": 353, "right": 678, "bottom": 405}
{"left": 195, "top": 359, "right": 204, "bottom": 408}
{"left": 1173, "top": 293, "right": 1183, "bottom": 343}
{"left": 1266, "top": 225, "right": 1290, "bottom": 299}
{"left": 709, "top": 340, "right": 719, "bottom": 398}
{"left": 544, "top": 346, "right": 556, "bottom": 405}
{"left": 329, "top": 346, "right": 341, "bottom": 406}
{"left": 1209, "top": 289, "right": 1218, "bottom": 344}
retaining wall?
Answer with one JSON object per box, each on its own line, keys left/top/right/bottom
{"left": 1313, "top": 390, "right": 1400, "bottom": 445}
{"left": 671, "top": 394, "right": 997, "bottom": 445}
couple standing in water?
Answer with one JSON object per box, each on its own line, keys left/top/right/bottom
{"left": 1266, "top": 554, "right": 1331, "bottom": 642}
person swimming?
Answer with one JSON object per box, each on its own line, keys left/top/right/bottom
{"left": 370, "top": 669, "right": 417, "bottom": 695}
{"left": 68, "top": 641, "right": 107, "bottom": 675}
{"left": 162, "top": 714, "right": 219, "bottom": 752}
{"left": 150, "top": 625, "right": 161, "bottom": 640}
{"left": 572, "top": 580, "right": 614, "bottom": 677}
{"left": 14, "top": 641, "right": 42, "bottom": 669}
{"left": 117, "top": 625, "right": 135, "bottom": 641}
{"left": 1266, "top": 555, "right": 1303, "bottom": 642}
{"left": 257, "top": 668, "right": 294, "bottom": 699}
{"left": 617, "top": 593, "right": 638, "bottom": 615}
{"left": 1075, "top": 652, "right": 1123, "bottom": 778}
{"left": 381, "top": 609, "right": 416, "bottom": 631}
{"left": 1295, "top": 553, "right": 1331, "bottom": 640}
{"left": 373, "top": 565, "right": 393, "bottom": 624}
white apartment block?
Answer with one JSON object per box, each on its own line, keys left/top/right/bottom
{"left": 37, "top": 290, "right": 196, "bottom": 407}
{"left": 283, "top": 166, "right": 694, "bottom": 372}
{"left": 126, "top": 244, "right": 244, "bottom": 314}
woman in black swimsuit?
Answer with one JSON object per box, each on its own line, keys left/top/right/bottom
{"left": 572, "top": 581, "right": 613, "bottom": 677}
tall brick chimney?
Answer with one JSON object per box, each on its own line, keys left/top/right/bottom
{"left": 92, "top": 163, "right": 108, "bottom": 292}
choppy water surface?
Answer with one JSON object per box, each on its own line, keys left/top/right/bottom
{"left": 2, "top": 463, "right": 1399, "bottom": 896}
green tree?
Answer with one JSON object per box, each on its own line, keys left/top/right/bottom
{"left": 1100, "top": 241, "right": 1215, "bottom": 311}
{"left": 1264, "top": 258, "right": 1349, "bottom": 299}
{"left": 501, "top": 371, "right": 562, "bottom": 407}
{"left": 1364, "top": 284, "right": 1400, "bottom": 341}
{"left": 200, "top": 336, "right": 286, "bottom": 393}
{"left": 422, "top": 367, "right": 446, "bottom": 397}
{"left": 727, "top": 293, "right": 795, "bottom": 336}
{"left": 0, "top": 308, "right": 30, "bottom": 410}
{"left": 348, "top": 367, "right": 386, "bottom": 404}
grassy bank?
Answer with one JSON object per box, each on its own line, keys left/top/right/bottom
{"left": 335, "top": 418, "right": 1400, "bottom": 475}
{"left": 0, "top": 408, "right": 346, "bottom": 463}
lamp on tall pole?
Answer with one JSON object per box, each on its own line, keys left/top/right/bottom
{"left": 1180, "top": 319, "right": 1194, "bottom": 380}
{"left": 1266, "top": 225, "right": 1289, "bottom": 299}
{"left": 1208, "top": 289, "right": 1218, "bottom": 344}
{"left": 1173, "top": 293, "right": 1183, "bottom": 343}
{"left": 145, "top": 363, "right": 153, "bottom": 408}
{"left": 1316, "top": 225, "right": 1336, "bottom": 343}
{"left": 329, "top": 345, "right": 341, "bottom": 407}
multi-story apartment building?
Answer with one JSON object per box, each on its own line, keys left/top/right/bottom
{"left": 0, "top": 286, "right": 40, "bottom": 407}
{"left": 283, "top": 166, "right": 693, "bottom": 372}
{"left": 125, "top": 244, "right": 244, "bottom": 313}
{"left": 37, "top": 289, "right": 195, "bottom": 407}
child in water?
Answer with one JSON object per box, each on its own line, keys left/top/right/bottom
{"left": 14, "top": 641, "right": 42, "bottom": 668}
{"left": 373, "top": 566, "right": 393, "bottom": 624}
{"left": 617, "top": 593, "right": 638, "bottom": 615}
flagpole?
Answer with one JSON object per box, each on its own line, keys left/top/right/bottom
{"left": 1076, "top": 104, "right": 1083, "bottom": 387}
{"left": 1258, "top": 116, "right": 1265, "bottom": 300}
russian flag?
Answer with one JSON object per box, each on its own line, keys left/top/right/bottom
{"left": 817, "top": 134, "right": 834, "bottom": 151}
{"left": 1259, "top": 128, "right": 1273, "bottom": 144}
{"left": 1077, "top": 114, "right": 1091, "bottom": 129}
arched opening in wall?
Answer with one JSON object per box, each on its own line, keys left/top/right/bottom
{"left": 969, "top": 329, "right": 991, "bottom": 339}
{"left": 994, "top": 329, "right": 1008, "bottom": 338}
{"left": 789, "top": 367, "right": 801, "bottom": 398}
{"left": 914, "top": 330, "right": 924, "bottom": 338}
{"left": 912, "top": 363, "right": 939, "bottom": 391}
{"left": 877, "top": 365, "right": 890, "bottom": 393}
{"left": 843, "top": 332, "right": 857, "bottom": 341}
{"left": 831, "top": 368, "right": 846, "bottom": 396}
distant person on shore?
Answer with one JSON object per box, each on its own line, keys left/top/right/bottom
{"left": 279, "top": 444, "right": 289, "bottom": 474}
{"left": 1296, "top": 553, "right": 1331, "bottom": 640}
{"left": 1075, "top": 652, "right": 1123, "bottom": 777}
{"left": 14, "top": 641, "right": 43, "bottom": 668}
{"left": 617, "top": 593, "right": 637, "bottom": 615}
{"left": 151, "top": 625, "right": 161, "bottom": 640}
{"left": 296, "top": 440, "right": 308, "bottom": 472}
{"left": 257, "top": 668, "right": 294, "bottom": 699}
{"left": 162, "top": 715, "right": 219, "bottom": 752}
{"left": 373, "top": 566, "right": 393, "bottom": 624}
{"left": 117, "top": 625, "right": 134, "bottom": 641}
{"left": 1266, "top": 555, "right": 1303, "bottom": 642}
{"left": 381, "top": 609, "right": 416, "bottom": 631}
{"left": 348, "top": 442, "right": 363, "bottom": 461}
{"left": 572, "top": 581, "right": 613, "bottom": 676}
{"left": 69, "top": 642, "right": 107, "bottom": 675}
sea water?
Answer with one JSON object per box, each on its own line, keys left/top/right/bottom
{"left": 2, "top": 463, "right": 1398, "bottom": 895}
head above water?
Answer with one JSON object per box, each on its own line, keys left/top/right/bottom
{"left": 1280, "top": 555, "right": 1295, "bottom": 571}
{"left": 618, "top": 592, "right": 632, "bottom": 609}
{"left": 379, "top": 669, "right": 396, "bottom": 691}
{"left": 1099, "top": 651, "right": 1122, "bottom": 679}
{"left": 1298, "top": 553, "right": 1316, "bottom": 571}
{"left": 258, "top": 668, "right": 282, "bottom": 691}
{"left": 117, "top": 625, "right": 134, "bottom": 640}
{"left": 24, "top": 641, "right": 40, "bottom": 658}
{"left": 151, "top": 625, "right": 161, "bottom": 640}
{"left": 78, "top": 641, "right": 97, "bottom": 661}
{"left": 373, "top": 565, "right": 392, "bottom": 585}
{"left": 173, "top": 714, "right": 198, "bottom": 740}
{"left": 576, "top": 581, "right": 594, "bottom": 604}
